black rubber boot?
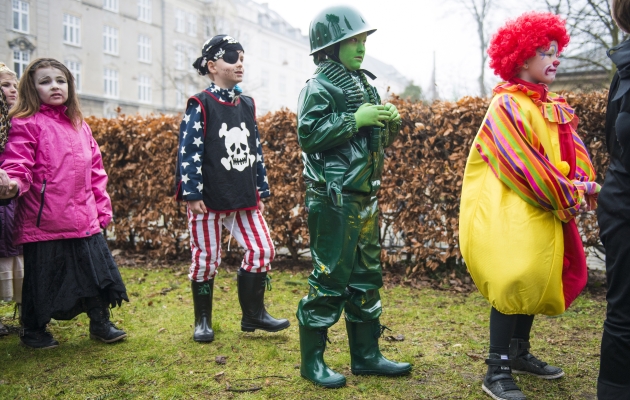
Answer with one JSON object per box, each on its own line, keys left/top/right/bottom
{"left": 19, "top": 327, "right": 59, "bottom": 349}
{"left": 191, "top": 280, "right": 214, "bottom": 342}
{"left": 87, "top": 297, "right": 127, "bottom": 343}
{"left": 299, "top": 325, "right": 346, "bottom": 388}
{"left": 482, "top": 354, "right": 527, "bottom": 400}
{"left": 509, "top": 338, "right": 564, "bottom": 379}
{"left": 346, "top": 319, "right": 412, "bottom": 376}
{"left": 237, "top": 269, "right": 290, "bottom": 332}
{"left": 0, "top": 321, "right": 8, "bottom": 336}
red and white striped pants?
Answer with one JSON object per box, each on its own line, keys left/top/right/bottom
{"left": 187, "top": 207, "right": 275, "bottom": 282}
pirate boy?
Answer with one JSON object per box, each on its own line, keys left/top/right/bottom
{"left": 176, "top": 34, "right": 289, "bottom": 343}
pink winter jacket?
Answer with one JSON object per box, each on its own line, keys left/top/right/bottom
{"left": 0, "top": 104, "right": 112, "bottom": 245}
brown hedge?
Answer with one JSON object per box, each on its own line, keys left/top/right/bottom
{"left": 86, "top": 91, "right": 609, "bottom": 275}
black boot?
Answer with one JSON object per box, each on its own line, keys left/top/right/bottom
{"left": 237, "top": 269, "right": 290, "bottom": 332}
{"left": 482, "top": 354, "right": 527, "bottom": 400}
{"left": 87, "top": 297, "right": 127, "bottom": 343}
{"left": 19, "top": 327, "right": 59, "bottom": 349}
{"left": 509, "top": 338, "right": 564, "bottom": 379}
{"left": 191, "top": 280, "right": 214, "bottom": 342}
{"left": 346, "top": 319, "right": 412, "bottom": 376}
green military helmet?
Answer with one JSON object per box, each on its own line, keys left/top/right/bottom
{"left": 309, "top": 5, "right": 376, "bottom": 55}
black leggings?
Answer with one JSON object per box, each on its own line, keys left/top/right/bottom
{"left": 489, "top": 307, "right": 534, "bottom": 356}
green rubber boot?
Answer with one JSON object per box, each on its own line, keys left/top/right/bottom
{"left": 346, "top": 319, "right": 412, "bottom": 376}
{"left": 299, "top": 325, "right": 346, "bottom": 388}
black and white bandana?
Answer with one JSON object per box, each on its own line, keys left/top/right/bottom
{"left": 192, "top": 34, "right": 244, "bottom": 76}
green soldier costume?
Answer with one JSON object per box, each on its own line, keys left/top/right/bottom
{"left": 296, "top": 5, "right": 411, "bottom": 388}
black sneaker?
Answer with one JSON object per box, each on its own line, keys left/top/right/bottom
{"left": 482, "top": 354, "right": 527, "bottom": 400}
{"left": 509, "top": 339, "right": 564, "bottom": 379}
{"left": 20, "top": 328, "right": 59, "bottom": 349}
{"left": 90, "top": 320, "right": 127, "bottom": 343}
{"left": 512, "top": 352, "right": 564, "bottom": 379}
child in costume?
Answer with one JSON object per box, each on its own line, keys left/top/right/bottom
{"left": 459, "top": 12, "right": 600, "bottom": 400}
{"left": 0, "top": 63, "right": 22, "bottom": 337}
{"left": 176, "top": 34, "right": 289, "bottom": 343}
{"left": 295, "top": 5, "right": 411, "bottom": 388}
{"left": 0, "top": 58, "right": 128, "bottom": 348}
{"left": 597, "top": 1, "right": 630, "bottom": 398}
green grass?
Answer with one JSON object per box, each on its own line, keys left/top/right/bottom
{"left": 0, "top": 265, "right": 604, "bottom": 399}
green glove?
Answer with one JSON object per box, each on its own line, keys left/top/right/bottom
{"left": 354, "top": 103, "right": 392, "bottom": 129}
{"left": 383, "top": 103, "right": 401, "bottom": 122}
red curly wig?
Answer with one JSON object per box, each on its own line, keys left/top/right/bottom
{"left": 488, "top": 11, "right": 570, "bottom": 81}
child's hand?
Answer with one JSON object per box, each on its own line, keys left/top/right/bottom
{"left": 258, "top": 199, "right": 265, "bottom": 214}
{"left": 354, "top": 103, "right": 391, "bottom": 129}
{"left": 0, "top": 181, "right": 18, "bottom": 200}
{"left": 188, "top": 200, "right": 207, "bottom": 215}
{"left": 383, "top": 103, "right": 401, "bottom": 122}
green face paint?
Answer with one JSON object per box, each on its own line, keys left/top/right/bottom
{"left": 338, "top": 32, "right": 367, "bottom": 71}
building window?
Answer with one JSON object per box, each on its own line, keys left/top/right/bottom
{"left": 279, "top": 47, "right": 287, "bottom": 63}
{"left": 175, "top": 9, "right": 185, "bottom": 33}
{"left": 174, "top": 43, "right": 185, "bottom": 70}
{"left": 294, "top": 52, "right": 302, "bottom": 69}
{"left": 103, "top": 26, "right": 119, "bottom": 55}
{"left": 104, "top": 68, "right": 119, "bottom": 98}
{"left": 12, "top": 0, "right": 29, "bottom": 33}
{"left": 138, "top": 35, "right": 152, "bottom": 63}
{"left": 13, "top": 50, "right": 30, "bottom": 79}
{"left": 63, "top": 14, "right": 81, "bottom": 46}
{"left": 65, "top": 60, "right": 82, "bottom": 92}
{"left": 175, "top": 80, "right": 185, "bottom": 108}
{"left": 103, "top": 0, "right": 119, "bottom": 12}
{"left": 187, "top": 46, "right": 197, "bottom": 72}
{"left": 186, "top": 13, "right": 197, "bottom": 37}
{"left": 138, "top": 0, "right": 151, "bottom": 23}
{"left": 138, "top": 74, "right": 152, "bottom": 103}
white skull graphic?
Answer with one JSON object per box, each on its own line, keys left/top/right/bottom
{"left": 219, "top": 122, "right": 255, "bottom": 171}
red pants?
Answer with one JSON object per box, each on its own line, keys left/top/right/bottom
{"left": 187, "top": 207, "right": 275, "bottom": 282}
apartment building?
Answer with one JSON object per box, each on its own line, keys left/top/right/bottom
{"left": 2, "top": 0, "right": 409, "bottom": 117}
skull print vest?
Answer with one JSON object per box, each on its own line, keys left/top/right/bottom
{"left": 192, "top": 90, "right": 259, "bottom": 212}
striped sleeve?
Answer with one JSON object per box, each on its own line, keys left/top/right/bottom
{"left": 474, "top": 94, "right": 583, "bottom": 222}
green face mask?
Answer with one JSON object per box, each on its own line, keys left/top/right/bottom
{"left": 338, "top": 32, "right": 367, "bottom": 71}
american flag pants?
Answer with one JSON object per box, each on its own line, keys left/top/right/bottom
{"left": 187, "top": 207, "right": 275, "bottom": 282}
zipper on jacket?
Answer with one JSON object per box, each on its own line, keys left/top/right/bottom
{"left": 36, "top": 179, "right": 47, "bottom": 228}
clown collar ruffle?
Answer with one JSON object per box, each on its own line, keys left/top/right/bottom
{"left": 494, "top": 80, "right": 575, "bottom": 125}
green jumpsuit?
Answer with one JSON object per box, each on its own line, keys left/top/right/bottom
{"left": 296, "top": 60, "right": 400, "bottom": 329}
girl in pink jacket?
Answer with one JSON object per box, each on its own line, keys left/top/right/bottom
{"left": 0, "top": 58, "right": 128, "bottom": 349}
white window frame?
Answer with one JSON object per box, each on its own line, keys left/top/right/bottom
{"left": 278, "top": 74, "right": 286, "bottom": 94}
{"left": 175, "top": 9, "right": 185, "bottom": 33}
{"left": 104, "top": 68, "right": 119, "bottom": 98}
{"left": 138, "top": 0, "right": 152, "bottom": 23}
{"left": 261, "top": 69, "right": 269, "bottom": 88}
{"left": 12, "top": 0, "right": 29, "bottom": 33}
{"left": 103, "top": 26, "right": 119, "bottom": 55}
{"left": 174, "top": 43, "right": 185, "bottom": 70}
{"left": 13, "top": 50, "right": 30, "bottom": 79}
{"left": 63, "top": 14, "right": 81, "bottom": 46}
{"left": 65, "top": 60, "right": 82, "bottom": 93}
{"left": 138, "top": 35, "right": 152, "bottom": 63}
{"left": 103, "top": 0, "right": 119, "bottom": 13}
{"left": 186, "top": 13, "right": 197, "bottom": 37}
{"left": 187, "top": 45, "right": 197, "bottom": 72}
{"left": 138, "top": 74, "right": 152, "bottom": 103}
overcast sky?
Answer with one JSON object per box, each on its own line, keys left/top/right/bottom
{"left": 261, "top": 0, "right": 541, "bottom": 99}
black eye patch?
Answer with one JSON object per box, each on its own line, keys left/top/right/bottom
{"left": 222, "top": 51, "right": 240, "bottom": 64}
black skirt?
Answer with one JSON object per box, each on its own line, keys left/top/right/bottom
{"left": 22, "top": 234, "right": 128, "bottom": 328}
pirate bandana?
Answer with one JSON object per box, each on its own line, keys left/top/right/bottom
{"left": 192, "top": 35, "right": 244, "bottom": 75}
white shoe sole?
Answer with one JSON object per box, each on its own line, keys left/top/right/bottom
{"left": 512, "top": 369, "right": 565, "bottom": 380}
